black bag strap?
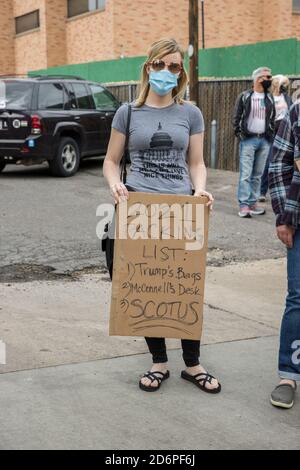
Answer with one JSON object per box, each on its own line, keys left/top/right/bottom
{"left": 120, "top": 104, "right": 132, "bottom": 184}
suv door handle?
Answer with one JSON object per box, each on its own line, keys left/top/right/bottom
{"left": 75, "top": 116, "right": 81, "bottom": 120}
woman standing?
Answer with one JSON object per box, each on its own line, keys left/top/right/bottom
{"left": 103, "top": 38, "right": 221, "bottom": 394}
{"left": 259, "top": 75, "right": 293, "bottom": 202}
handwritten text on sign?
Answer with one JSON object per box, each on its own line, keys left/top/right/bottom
{"left": 109, "top": 192, "right": 209, "bottom": 340}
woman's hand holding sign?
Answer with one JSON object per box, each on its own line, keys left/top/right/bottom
{"left": 193, "top": 189, "right": 214, "bottom": 210}
{"left": 110, "top": 182, "right": 129, "bottom": 204}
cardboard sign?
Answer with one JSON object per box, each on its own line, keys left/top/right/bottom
{"left": 109, "top": 192, "right": 209, "bottom": 340}
{"left": 296, "top": 159, "right": 300, "bottom": 172}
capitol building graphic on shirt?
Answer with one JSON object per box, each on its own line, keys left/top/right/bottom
{"left": 137, "top": 122, "right": 185, "bottom": 180}
{"left": 150, "top": 122, "right": 173, "bottom": 149}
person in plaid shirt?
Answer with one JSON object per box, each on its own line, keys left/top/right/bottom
{"left": 269, "top": 102, "right": 300, "bottom": 409}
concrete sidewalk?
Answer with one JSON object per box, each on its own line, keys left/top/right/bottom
{"left": 0, "top": 258, "right": 284, "bottom": 373}
{"left": 0, "top": 336, "right": 299, "bottom": 450}
{"left": 1, "top": 257, "right": 300, "bottom": 449}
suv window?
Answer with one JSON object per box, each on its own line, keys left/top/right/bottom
{"left": 90, "top": 84, "right": 119, "bottom": 111}
{"left": 72, "top": 83, "right": 92, "bottom": 109}
{"left": 0, "top": 80, "right": 34, "bottom": 110}
{"left": 38, "top": 83, "right": 64, "bottom": 110}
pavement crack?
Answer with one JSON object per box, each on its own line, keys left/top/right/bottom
{"left": 204, "top": 302, "right": 278, "bottom": 331}
{"left": 0, "top": 262, "right": 108, "bottom": 283}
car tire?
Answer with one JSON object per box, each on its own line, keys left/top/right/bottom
{"left": 48, "top": 137, "right": 80, "bottom": 177}
{"left": 0, "top": 161, "right": 6, "bottom": 173}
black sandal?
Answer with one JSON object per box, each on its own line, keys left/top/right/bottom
{"left": 139, "top": 370, "right": 170, "bottom": 392}
{"left": 181, "top": 370, "right": 221, "bottom": 394}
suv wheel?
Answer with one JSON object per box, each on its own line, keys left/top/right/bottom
{"left": 0, "top": 161, "right": 6, "bottom": 173}
{"left": 49, "top": 137, "right": 80, "bottom": 177}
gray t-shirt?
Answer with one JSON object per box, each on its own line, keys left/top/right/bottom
{"left": 111, "top": 101, "right": 205, "bottom": 195}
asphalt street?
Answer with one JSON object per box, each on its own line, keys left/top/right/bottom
{"left": 0, "top": 158, "right": 285, "bottom": 282}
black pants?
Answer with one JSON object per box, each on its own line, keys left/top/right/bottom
{"left": 145, "top": 337, "right": 200, "bottom": 367}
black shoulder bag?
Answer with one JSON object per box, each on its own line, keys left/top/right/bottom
{"left": 101, "top": 104, "right": 132, "bottom": 280}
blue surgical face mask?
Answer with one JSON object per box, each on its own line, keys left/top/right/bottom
{"left": 149, "top": 69, "right": 179, "bottom": 96}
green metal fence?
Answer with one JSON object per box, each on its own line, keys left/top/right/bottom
{"left": 29, "top": 38, "right": 300, "bottom": 82}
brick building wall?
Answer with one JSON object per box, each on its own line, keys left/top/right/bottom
{"left": 203, "top": 0, "right": 263, "bottom": 47}
{"left": 13, "top": 0, "right": 47, "bottom": 74}
{"left": 45, "top": 0, "right": 67, "bottom": 68}
{"left": 112, "top": 0, "right": 298, "bottom": 58}
{"left": 112, "top": 0, "right": 189, "bottom": 59}
{"left": 66, "top": 3, "right": 114, "bottom": 64}
{"left": 292, "top": 4, "right": 300, "bottom": 38}
{"left": 263, "top": 0, "right": 293, "bottom": 41}
{"left": 0, "top": 2, "right": 15, "bottom": 75}
{"left": 1, "top": 0, "right": 300, "bottom": 75}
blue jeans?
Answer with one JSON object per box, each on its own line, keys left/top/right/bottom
{"left": 279, "top": 228, "right": 300, "bottom": 381}
{"left": 261, "top": 120, "right": 282, "bottom": 196}
{"left": 260, "top": 144, "right": 272, "bottom": 196}
{"left": 238, "top": 137, "right": 270, "bottom": 208}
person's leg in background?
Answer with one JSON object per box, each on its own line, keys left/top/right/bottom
{"left": 248, "top": 137, "right": 270, "bottom": 214}
{"left": 260, "top": 120, "right": 282, "bottom": 201}
{"left": 259, "top": 143, "right": 272, "bottom": 200}
{"left": 237, "top": 137, "right": 257, "bottom": 218}
{"left": 271, "top": 229, "right": 300, "bottom": 408}
{"left": 278, "top": 229, "right": 300, "bottom": 380}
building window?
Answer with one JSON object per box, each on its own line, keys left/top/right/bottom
{"left": 67, "top": 0, "right": 106, "bottom": 18}
{"left": 293, "top": 0, "right": 300, "bottom": 12}
{"left": 15, "top": 10, "right": 40, "bottom": 35}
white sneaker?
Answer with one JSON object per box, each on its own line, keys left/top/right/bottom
{"left": 249, "top": 204, "right": 265, "bottom": 216}
{"left": 238, "top": 207, "right": 252, "bottom": 218}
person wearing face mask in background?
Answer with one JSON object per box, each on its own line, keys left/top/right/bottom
{"left": 259, "top": 75, "right": 293, "bottom": 202}
{"left": 232, "top": 67, "right": 276, "bottom": 218}
{"left": 103, "top": 38, "right": 221, "bottom": 394}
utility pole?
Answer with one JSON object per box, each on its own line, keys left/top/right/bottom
{"left": 201, "top": 0, "right": 205, "bottom": 49}
{"left": 189, "top": 0, "right": 199, "bottom": 105}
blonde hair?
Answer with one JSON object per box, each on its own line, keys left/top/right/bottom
{"left": 135, "top": 38, "right": 189, "bottom": 107}
{"left": 271, "top": 74, "right": 290, "bottom": 94}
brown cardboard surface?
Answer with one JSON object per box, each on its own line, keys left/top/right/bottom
{"left": 296, "top": 159, "right": 300, "bottom": 172}
{"left": 109, "top": 192, "right": 209, "bottom": 340}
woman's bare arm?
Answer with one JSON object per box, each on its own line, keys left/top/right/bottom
{"left": 103, "top": 128, "right": 129, "bottom": 203}
{"left": 188, "top": 132, "right": 214, "bottom": 208}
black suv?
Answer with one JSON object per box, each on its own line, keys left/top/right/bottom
{"left": 0, "top": 75, "right": 120, "bottom": 176}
